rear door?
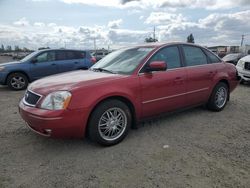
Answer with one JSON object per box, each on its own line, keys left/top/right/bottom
{"left": 29, "top": 51, "right": 58, "bottom": 80}
{"left": 55, "top": 50, "right": 88, "bottom": 73}
{"left": 139, "top": 45, "right": 188, "bottom": 118}
{"left": 181, "top": 45, "right": 216, "bottom": 105}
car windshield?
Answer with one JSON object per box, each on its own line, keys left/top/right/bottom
{"left": 91, "top": 47, "right": 155, "bottom": 75}
{"left": 20, "top": 51, "right": 40, "bottom": 62}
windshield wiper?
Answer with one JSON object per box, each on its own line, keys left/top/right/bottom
{"left": 91, "top": 68, "right": 117, "bottom": 74}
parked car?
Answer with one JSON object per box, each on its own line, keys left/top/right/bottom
{"left": 91, "top": 50, "right": 110, "bottom": 61}
{"left": 0, "top": 49, "right": 96, "bottom": 90}
{"left": 236, "top": 55, "right": 250, "bottom": 83}
{"left": 13, "top": 52, "right": 30, "bottom": 60}
{"left": 19, "top": 42, "right": 240, "bottom": 146}
{"left": 222, "top": 53, "right": 245, "bottom": 65}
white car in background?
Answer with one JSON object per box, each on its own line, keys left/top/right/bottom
{"left": 236, "top": 55, "right": 250, "bottom": 83}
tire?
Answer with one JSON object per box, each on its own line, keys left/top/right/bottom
{"left": 7, "top": 72, "right": 28, "bottom": 90}
{"left": 240, "top": 79, "right": 245, "bottom": 84}
{"left": 88, "top": 99, "right": 132, "bottom": 146}
{"left": 207, "top": 82, "right": 229, "bottom": 111}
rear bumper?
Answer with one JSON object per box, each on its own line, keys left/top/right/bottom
{"left": 19, "top": 100, "right": 89, "bottom": 138}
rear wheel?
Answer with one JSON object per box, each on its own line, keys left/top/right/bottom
{"left": 207, "top": 82, "right": 229, "bottom": 111}
{"left": 88, "top": 99, "right": 131, "bottom": 146}
{"left": 7, "top": 72, "right": 28, "bottom": 90}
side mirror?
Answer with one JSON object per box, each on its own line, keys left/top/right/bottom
{"left": 31, "top": 59, "right": 37, "bottom": 63}
{"left": 146, "top": 61, "right": 167, "bottom": 72}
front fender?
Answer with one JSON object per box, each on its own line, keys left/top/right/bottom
{"left": 68, "top": 76, "right": 142, "bottom": 120}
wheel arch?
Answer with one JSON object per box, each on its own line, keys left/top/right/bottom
{"left": 215, "top": 79, "right": 230, "bottom": 101}
{"left": 86, "top": 95, "right": 137, "bottom": 136}
{"left": 5, "top": 71, "right": 30, "bottom": 84}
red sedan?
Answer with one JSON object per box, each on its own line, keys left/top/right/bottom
{"left": 19, "top": 42, "right": 239, "bottom": 146}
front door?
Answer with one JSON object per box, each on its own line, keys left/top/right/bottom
{"left": 139, "top": 45, "right": 187, "bottom": 118}
{"left": 29, "top": 51, "right": 58, "bottom": 80}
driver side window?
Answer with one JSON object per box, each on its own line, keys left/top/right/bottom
{"left": 35, "top": 51, "right": 55, "bottom": 63}
{"left": 148, "top": 46, "right": 181, "bottom": 70}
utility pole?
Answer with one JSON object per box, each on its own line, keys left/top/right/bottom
{"left": 94, "top": 37, "right": 97, "bottom": 54}
{"left": 241, "top": 34, "right": 245, "bottom": 47}
{"left": 153, "top": 26, "right": 156, "bottom": 42}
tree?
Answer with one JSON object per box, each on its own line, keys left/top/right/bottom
{"left": 187, "top": 33, "right": 195, "bottom": 43}
{"left": 14, "top": 45, "right": 20, "bottom": 52}
{"left": 0, "top": 44, "right": 4, "bottom": 52}
{"left": 145, "top": 37, "right": 158, "bottom": 43}
{"left": 6, "top": 45, "right": 12, "bottom": 52}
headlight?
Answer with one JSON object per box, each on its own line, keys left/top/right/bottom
{"left": 41, "top": 91, "right": 72, "bottom": 110}
{"left": 237, "top": 60, "right": 245, "bottom": 68}
{"left": 0, "top": 66, "right": 5, "bottom": 71}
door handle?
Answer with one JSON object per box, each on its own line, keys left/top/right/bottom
{"left": 74, "top": 62, "right": 79, "bottom": 64}
{"left": 51, "top": 63, "right": 56, "bottom": 66}
{"left": 174, "top": 77, "right": 184, "bottom": 84}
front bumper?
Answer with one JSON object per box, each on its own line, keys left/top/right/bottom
{"left": 236, "top": 66, "right": 250, "bottom": 81}
{"left": 19, "top": 100, "right": 89, "bottom": 138}
{"left": 0, "top": 71, "right": 8, "bottom": 85}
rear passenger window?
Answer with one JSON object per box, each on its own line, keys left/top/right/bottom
{"left": 66, "top": 51, "right": 76, "bottom": 60}
{"left": 205, "top": 50, "right": 221, "bottom": 63}
{"left": 74, "top": 51, "right": 85, "bottom": 59}
{"left": 183, "top": 46, "right": 207, "bottom": 66}
{"left": 149, "top": 46, "right": 181, "bottom": 69}
{"left": 56, "top": 51, "right": 67, "bottom": 61}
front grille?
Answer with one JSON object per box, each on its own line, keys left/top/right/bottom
{"left": 24, "top": 90, "right": 41, "bottom": 106}
{"left": 244, "top": 62, "right": 250, "bottom": 70}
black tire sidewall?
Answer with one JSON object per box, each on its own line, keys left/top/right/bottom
{"left": 88, "top": 99, "right": 131, "bottom": 146}
{"left": 208, "top": 82, "right": 229, "bottom": 111}
{"left": 7, "top": 73, "right": 28, "bottom": 90}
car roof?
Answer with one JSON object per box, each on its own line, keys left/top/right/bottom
{"left": 38, "top": 49, "right": 87, "bottom": 53}
{"left": 125, "top": 42, "right": 206, "bottom": 49}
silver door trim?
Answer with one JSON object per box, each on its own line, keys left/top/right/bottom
{"left": 142, "top": 87, "right": 209, "bottom": 104}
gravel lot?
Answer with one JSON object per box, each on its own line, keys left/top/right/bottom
{"left": 0, "top": 56, "right": 250, "bottom": 188}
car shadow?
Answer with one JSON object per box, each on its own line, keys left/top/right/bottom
{"left": 0, "top": 85, "right": 10, "bottom": 91}
{"left": 240, "top": 82, "right": 250, "bottom": 87}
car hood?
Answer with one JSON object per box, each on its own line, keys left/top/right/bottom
{"left": 222, "top": 56, "right": 238, "bottom": 62}
{"left": 0, "top": 61, "right": 21, "bottom": 66}
{"left": 239, "top": 55, "right": 250, "bottom": 62}
{"left": 28, "top": 70, "right": 128, "bottom": 95}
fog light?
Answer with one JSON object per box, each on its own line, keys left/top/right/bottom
{"left": 44, "top": 129, "right": 52, "bottom": 135}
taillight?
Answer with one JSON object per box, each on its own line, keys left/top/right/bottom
{"left": 91, "top": 57, "right": 96, "bottom": 63}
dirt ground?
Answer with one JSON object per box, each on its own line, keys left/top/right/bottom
{"left": 0, "top": 56, "right": 250, "bottom": 188}
{"left": 0, "top": 56, "right": 13, "bottom": 64}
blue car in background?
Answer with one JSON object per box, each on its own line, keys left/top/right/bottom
{"left": 0, "top": 49, "right": 96, "bottom": 90}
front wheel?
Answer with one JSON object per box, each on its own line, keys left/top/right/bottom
{"left": 88, "top": 99, "right": 131, "bottom": 146}
{"left": 207, "top": 82, "right": 229, "bottom": 111}
{"left": 7, "top": 73, "right": 28, "bottom": 90}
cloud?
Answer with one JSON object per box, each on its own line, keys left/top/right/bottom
{"left": 34, "top": 22, "right": 46, "bottom": 27}
{"left": 145, "top": 12, "right": 187, "bottom": 25}
{"left": 13, "top": 17, "right": 30, "bottom": 27}
{"left": 108, "top": 19, "right": 123, "bottom": 29}
{"left": 2, "top": 10, "right": 250, "bottom": 50}
{"left": 120, "top": 0, "right": 140, "bottom": 5}
{"left": 1, "top": 17, "right": 149, "bottom": 49}
{"left": 145, "top": 10, "right": 250, "bottom": 46}
{"left": 58, "top": 0, "right": 250, "bottom": 10}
